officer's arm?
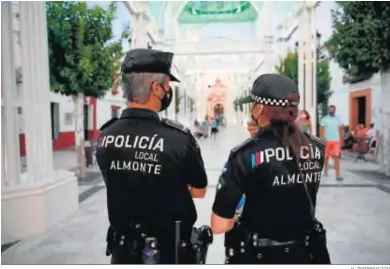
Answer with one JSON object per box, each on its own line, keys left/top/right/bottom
{"left": 185, "top": 137, "right": 208, "bottom": 198}
{"left": 211, "top": 155, "right": 243, "bottom": 234}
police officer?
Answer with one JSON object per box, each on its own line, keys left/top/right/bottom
{"left": 211, "top": 74, "right": 331, "bottom": 264}
{"left": 96, "top": 48, "right": 209, "bottom": 264}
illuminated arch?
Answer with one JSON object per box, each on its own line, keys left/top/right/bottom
{"left": 161, "top": 1, "right": 262, "bottom": 25}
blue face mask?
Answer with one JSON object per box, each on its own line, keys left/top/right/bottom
{"left": 328, "top": 111, "right": 335, "bottom": 117}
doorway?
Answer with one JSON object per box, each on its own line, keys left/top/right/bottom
{"left": 50, "top": 102, "right": 60, "bottom": 140}
{"left": 349, "top": 89, "right": 372, "bottom": 129}
{"left": 214, "top": 103, "right": 224, "bottom": 117}
{"left": 357, "top": 96, "right": 366, "bottom": 126}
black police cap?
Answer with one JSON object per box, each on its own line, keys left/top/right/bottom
{"left": 121, "top": 48, "right": 180, "bottom": 82}
{"left": 240, "top": 74, "right": 299, "bottom": 107}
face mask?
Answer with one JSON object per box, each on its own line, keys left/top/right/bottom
{"left": 328, "top": 111, "right": 335, "bottom": 117}
{"left": 158, "top": 84, "right": 172, "bottom": 112}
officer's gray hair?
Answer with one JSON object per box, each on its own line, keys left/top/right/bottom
{"left": 122, "top": 72, "right": 166, "bottom": 103}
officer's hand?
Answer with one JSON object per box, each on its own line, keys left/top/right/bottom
{"left": 247, "top": 120, "right": 260, "bottom": 137}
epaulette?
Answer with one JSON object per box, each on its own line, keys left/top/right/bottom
{"left": 161, "top": 118, "right": 192, "bottom": 136}
{"left": 99, "top": 117, "right": 118, "bottom": 131}
{"left": 304, "top": 132, "right": 325, "bottom": 147}
{"left": 231, "top": 136, "right": 255, "bottom": 156}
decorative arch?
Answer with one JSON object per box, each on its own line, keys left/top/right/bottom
{"left": 161, "top": 1, "right": 262, "bottom": 25}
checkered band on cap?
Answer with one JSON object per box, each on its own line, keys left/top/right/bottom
{"left": 251, "top": 94, "right": 298, "bottom": 107}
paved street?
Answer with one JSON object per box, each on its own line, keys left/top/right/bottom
{"left": 2, "top": 125, "right": 390, "bottom": 264}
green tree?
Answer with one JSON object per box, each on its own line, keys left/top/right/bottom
{"left": 46, "top": 2, "right": 127, "bottom": 178}
{"left": 326, "top": 2, "right": 390, "bottom": 76}
{"left": 326, "top": 1, "right": 390, "bottom": 176}
{"left": 274, "top": 52, "right": 332, "bottom": 112}
{"left": 275, "top": 52, "right": 299, "bottom": 84}
{"left": 317, "top": 59, "right": 332, "bottom": 115}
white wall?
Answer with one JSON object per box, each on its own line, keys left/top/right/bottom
{"left": 349, "top": 74, "right": 381, "bottom": 126}
{"left": 347, "top": 74, "right": 381, "bottom": 127}
{"left": 327, "top": 91, "right": 349, "bottom": 126}
{"left": 328, "top": 70, "right": 382, "bottom": 128}
{"left": 17, "top": 90, "right": 74, "bottom": 134}
{"left": 49, "top": 92, "right": 75, "bottom": 132}
{"left": 96, "top": 89, "right": 126, "bottom": 130}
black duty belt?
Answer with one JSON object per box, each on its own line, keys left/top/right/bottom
{"left": 108, "top": 223, "right": 191, "bottom": 246}
{"left": 251, "top": 233, "right": 301, "bottom": 247}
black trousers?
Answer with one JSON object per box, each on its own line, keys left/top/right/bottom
{"left": 110, "top": 243, "right": 196, "bottom": 264}
{"left": 225, "top": 244, "right": 313, "bottom": 264}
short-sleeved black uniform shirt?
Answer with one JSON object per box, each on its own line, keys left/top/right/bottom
{"left": 96, "top": 108, "right": 208, "bottom": 237}
{"left": 212, "top": 126, "right": 325, "bottom": 241}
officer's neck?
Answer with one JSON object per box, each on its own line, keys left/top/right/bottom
{"left": 128, "top": 101, "right": 158, "bottom": 112}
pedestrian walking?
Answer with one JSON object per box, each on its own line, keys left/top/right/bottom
{"left": 320, "top": 105, "right": 344, "bottom": 180}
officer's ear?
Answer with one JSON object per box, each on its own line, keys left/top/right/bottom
{"left": 151, "top": 81, "right": 165, "bottom": 100}
{"left": 150, "top": 80, "right": 161, "bottom": 95}
{"left": 252, "top": 104, "right": 264, "bottom": 119}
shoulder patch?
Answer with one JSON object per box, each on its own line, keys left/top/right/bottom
{"left": 304, "top": 132, "right": 325, "bottom": 147}
{"left": 231, "top": 137, "right": 255, "bottom": 155}
{"left": 99, "top": 117, "right": 118, "bottom": 131}
{"left": 161, "top": 118, "right": 192, "bottom": 135}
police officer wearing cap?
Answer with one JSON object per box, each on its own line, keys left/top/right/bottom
{"left": 96, "top": 49, "right": 209, "bottom": 264}
{"left": 211, "top": 74, "right": 331, "bottom": 264}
